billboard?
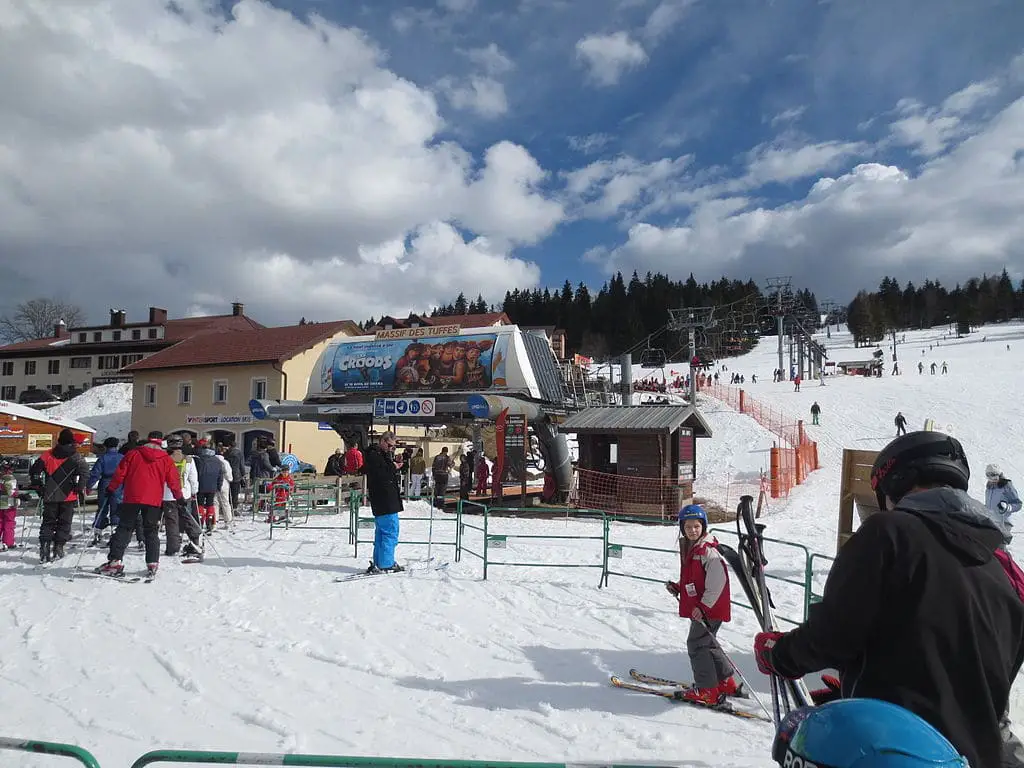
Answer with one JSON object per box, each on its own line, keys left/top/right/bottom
{"left": 321, "top": 333, "right": 510, "bottom": 394}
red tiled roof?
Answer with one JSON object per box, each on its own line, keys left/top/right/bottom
{"left": 123, "top": 321, "right": 362, "bottom": 372}
{"left": 0, "top": 336, "right": 73, "bottom": 352}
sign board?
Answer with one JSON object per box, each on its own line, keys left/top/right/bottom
{"left": 487, "top": 535, "right": 507, "bottom": 549}
{"left": 248, "top": 400, "right": 268, "bottom": 420}
{"left": 0, "top": 426, "right": 25, "bottom": 439}
{"left": 318, "top": 422, "right": 334, "bottom": 431}
{"left": 374, "top": 324, "right": 461, "bottom": 341}
{"left": 607, "top": 544, "right": 623, "bottom": 559}
{"left": 501, "top": 413, "right": 528, "bottom": 485}
{"left": 373, "top": 397, "right": 436, "bottom": 419}
{"left": 28, "top": 433, "right": 53, "bottom": 450}
{"left": 358, "top": 518, "right": 376, "bottom": 529}
{"left": 319, "top": 332, "right": 509, "bottom": 394}
{"left": 186, "top": 413, "right": 254, "bottom": 426}
{"left": 91, "top": 375, "right": 134, "bottom": 386}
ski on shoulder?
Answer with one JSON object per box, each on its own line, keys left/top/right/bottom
{"left": 609, "top": 677, "right": 769, "bottom": 721}
{"left": 628, "top": 669, "right": 750, "bottom": 699}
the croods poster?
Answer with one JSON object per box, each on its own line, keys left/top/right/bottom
{"left": 325, "top": 333, "right": 509, "bottom": 393}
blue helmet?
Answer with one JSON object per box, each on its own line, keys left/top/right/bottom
{"left": 678, "top": 504, "right": 707, "bottom": 526}
{"left": 773, "top": 700, "right": 968, "bottom": 768}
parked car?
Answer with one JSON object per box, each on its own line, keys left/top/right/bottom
{"left": 1, "top": 452, "right": 97, "bottom": 504}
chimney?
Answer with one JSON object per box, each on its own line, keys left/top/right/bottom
{"left": 148, "top": 307, "right": 168, "bottom": 324}
{"left": 53, "top": 318, "right": 69, "bottom": 339}
{"left": 232, "top": 302, "right": 244, "bottom": 317}
{"left": 109, "top": 309, "right": 126, "bottom": 327}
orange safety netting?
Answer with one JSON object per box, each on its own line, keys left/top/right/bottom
{"left": 569, "top": 467, "right": 694, "bottom": 522}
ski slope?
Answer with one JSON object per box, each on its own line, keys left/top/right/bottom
{"left": 1, "top": 322, "right": 1021, "bottom": 767}
{"left": 46, "top": 384, "right": 133, "bottom": 443}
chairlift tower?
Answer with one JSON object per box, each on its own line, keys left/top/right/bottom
{"left": 668, "top": 306, "right": 716, "bottom": 406}
{"left": 766, "top": 276, "right": 792, "bottom": 379}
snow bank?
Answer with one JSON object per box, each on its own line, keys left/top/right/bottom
{"left": 48, "top": 383, "right": 133, "bottom": 442}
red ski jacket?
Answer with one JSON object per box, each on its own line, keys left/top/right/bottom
{"left": 108, "top": 442, "right": 183, "bottom": 507}
{"left": 674, "top": 534, "right": 731, "bottom": 622}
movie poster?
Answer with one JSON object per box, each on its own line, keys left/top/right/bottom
{"left": 328, "top": 333, "right": 509, "bottom": 393}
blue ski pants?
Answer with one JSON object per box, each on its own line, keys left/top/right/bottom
{"left": 372, "top": 513, "right": 400, "bottom": 569}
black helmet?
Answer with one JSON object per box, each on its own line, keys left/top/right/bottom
{"left": 166, "top": 434, "right": 184, "bottom": 450}
{"left": 870, "top": 430, "right": 970, "bottom": 510}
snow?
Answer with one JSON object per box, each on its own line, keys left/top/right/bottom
{"left": 1, "top": 322, "right": 1021, "bottom": 767}
{"left": 0, "top": 398, "right": 95, "bottom": 435}
{"left": 47, "top": 383, "right": 133, "bottom": 442}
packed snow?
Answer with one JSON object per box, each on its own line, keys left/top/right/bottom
{"left": 1, "top": 322, "right": 1020, "bottom": 768}
{"left": 47, "top": 384, "right": 133, "bottom": 442}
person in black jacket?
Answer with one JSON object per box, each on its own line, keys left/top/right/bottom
{"left": 221, "top": 438, "right": 245, "bottom": 514}
{"left": 30, "top": 428, "right": 89, "bottom": 562}
{"left": 119, "top": 430, "right": 141, "bottom": 455}
{"left": 753, "top": 431, "right": 1024, "bottom": 768}
{"left": 360, "top": 431, "right": 404, "bottom": 574}
{"left": 193, "top": 440, "right": 225, "bottom": 532}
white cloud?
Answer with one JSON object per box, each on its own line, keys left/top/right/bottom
{"left": 642, "top": 0, "right": 696, "bottom": 43}
{"left": 438, "top": 0, "right": 477, "bottom": 12}
{"left": 741, "top": 140, "right": 867, "bottom": 187}
{"left": 567, "top": 133, "right": 614, "bottom": 154}
{"left": 769, "top": 106, "right": 807, "bottom": 126}
{"left": 889, "top": 78, "right": 1000, "bottom": 157}
{"left": 563, "top": 154, "right": 692, "bottom": 218}
{"left": 0, "top": 0, "right": 556, "bottom": 324}
{"left": 437, "top": 75, "right": 508, "bottom": 118}
{"left": 575, "top": 32, "right": 648, "bottom": 86}
{"left": 463, "top": 43, "right": 513, "bottom": 76}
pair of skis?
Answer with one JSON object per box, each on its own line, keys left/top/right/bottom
{"left": 72, "top": 565, "right": 156, "bottom": 583}
{"left": 333, "top": 559, "right": 449, "bottom": 582}
{"left": 609, "top": 670, "right": 769, "bottom": 722}
{"left": 719, "top": 495, "right": 811, "bottom": 726}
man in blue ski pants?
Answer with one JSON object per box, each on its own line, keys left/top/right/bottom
{"left": 360, "top": 431, "right": 405, "bottom": 574}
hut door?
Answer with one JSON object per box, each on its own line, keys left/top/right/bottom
{"left": 593, "top": 435, "right": 618, "bottom": 474}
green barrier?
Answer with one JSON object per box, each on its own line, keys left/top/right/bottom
{"left": 268, "top": 483, "right": 359, "bottom": 542}
{"left": 807, "top": 552, "right": 835, "bottom": 616}
{"left": 353, "top": 500, "right": 460, "bottom": 562}
{"left": 456, "top": 499, "right": 490, "bottom": 566}
{"left": 0, "top": 736, "right": 101, "bottom": 768}
{"left": 130, "top": 751, "right": 686, "bottom": 768}
{"left": 602, "top": 514, "right": 678, "bottom": 588}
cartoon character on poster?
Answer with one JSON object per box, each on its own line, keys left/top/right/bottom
{"left": 331, "top": 334, "right": 507, "bottom": 393}
{"left": 320, "top": 351, "right": 333, "bottom": 393}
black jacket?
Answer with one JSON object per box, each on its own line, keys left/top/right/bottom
{"left": 31, "top": 443, "right": 89, "bottom": 502}
{"left": 223, "top": 446, "right": 244, "bottom": 482}
{"left": 194, "top": 450, "right": 225, "bottom": 494}
{"left": 771, "top": 488, "right": 1024, "bottom": 768}
{"left": 361, "top": 445, "right": 403, "bottom": 517}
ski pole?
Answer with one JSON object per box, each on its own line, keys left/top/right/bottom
{"left": 427, "top": 497, "right": 435, "bottom": 563}
{"left": 698, "top": 615, "right": 773, "bottom": 720}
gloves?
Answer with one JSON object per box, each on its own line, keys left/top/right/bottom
{"left": 999, "top": 502, "right": 1010, "bottom": 512}
{"left": 665, "top": 581, "right": 680, "bottom": 597}
{"left": 809, "top": 674, "right": 841, "bottom": 705}
{"left": 690, "top": 606, "right": 706, "bottom": 621}
{"left": 753, "top": 630, "right": 787, "bottom": 676}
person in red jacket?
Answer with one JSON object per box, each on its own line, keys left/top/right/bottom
{"left": 30, "top": 428, "right": 89, "bottom": 563}
{"left": 665, "top": 504, "right": 739, "bottom": 705}
{"left": 266, "top": 465, "right": 295, "bottom": 523}
{"left": 342, "top": 442, "right": 363, "bottom": 475}
{"left": 97, "top": 430, "right": 183, "bottom": 578}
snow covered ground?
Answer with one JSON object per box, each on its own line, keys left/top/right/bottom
{"left": 47, "top": 384, "right": 133, "bottom": 443}
{"left": 1, "top": 322, "right": 1021, "bottom": 768}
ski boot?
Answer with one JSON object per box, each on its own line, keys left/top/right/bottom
{"left": 680, "top": 685, "right": 726, "bottom": 706}
{"left": 52, "top": 543, "right": 65, "bottom": 560}
{"left": 39, "top": 541, "right": 51, "bottom": 563}
{"left": 719, "top": 676, "right": 745, "bottom": 698}
{"left": 89, "top": 530, "right": 102, "bottom": 547}
{"left": 146, "top": 563, "right": 158, "bottom": 579}
{"left": 384, "top": 563, "right": 405, "bottom": 573}
{"left": 95, "top": 560, "right": 125, "bottom": 577}
{"left": 182, "top": 540, "right": 204, "bottom": 561}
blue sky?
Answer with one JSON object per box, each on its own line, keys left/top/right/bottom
{"left": 1, "top": 0, "right": 1023, "bottom": 325}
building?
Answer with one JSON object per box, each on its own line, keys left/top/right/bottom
{"left": 0, "top": 304, "right": 262, "bottom": 404}
{"left": 123, "top": 320, "right": 362, "bottom": 467}
{"left": 368, "top": 311, "right": 511, "bottom": 332}
{"left": 0, "top": 397, "right": 96, "bottom": 453}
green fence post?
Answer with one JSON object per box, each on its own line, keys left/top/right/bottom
{"left": 0, "top": 736, "right": 102, "bottom": 768}
{"left": 455, "top": 500, "right": 462, "bottom": 563}
{"left": 482, "top": 505, "right": 489, "bottom": 581}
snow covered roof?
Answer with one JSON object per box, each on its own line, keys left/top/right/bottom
{"left": 0, "top": 399, "right": 95, "bottom": 433}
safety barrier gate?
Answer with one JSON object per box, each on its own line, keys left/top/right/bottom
{"left": 130, "top": 753, "right": 684, "bottom": 768}
{"left": 0, "top": 736, "right": 101, "bottom": 768}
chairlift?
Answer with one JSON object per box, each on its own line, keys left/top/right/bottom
{"left": 639, "top": 347, "right": 667, "bottom": 368}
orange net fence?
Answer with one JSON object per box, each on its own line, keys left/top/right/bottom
{"left": 569, "top": 467, "right": 693, "bottom": 522}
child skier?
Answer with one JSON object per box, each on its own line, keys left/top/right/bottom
{"left": 0, "top": 459, "right": 18, "bottom": 551}
{"left": 266, "top": 465, "right": 295, "bottom": 523}
{"left": 665, "top": 504, "right": 741, "bottom": 705}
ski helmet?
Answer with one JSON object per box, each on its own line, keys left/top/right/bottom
{"left": 165, "top": 434, "right": 184, "bottom": 450}
{"left": 772, "top": 699, "right": 967, "bottom": 768}
{"left": 678, "top": 504, "right": 707, "bottom": 531}
{"left": 870, "top": 431, "right": 969, "bottom": 511}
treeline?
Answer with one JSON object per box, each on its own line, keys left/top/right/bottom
{"left": 847, "top": 271, "right": 1024, "bottom": 346}
{"left": 368, "top": 272, "right": 821, "bottom": 361}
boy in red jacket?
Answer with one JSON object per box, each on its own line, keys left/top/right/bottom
{"left": 666, "top": 504, "right": 740, "bottom": 705}
{"left": 266, "top": 465, "right": 295, "bottom": 523}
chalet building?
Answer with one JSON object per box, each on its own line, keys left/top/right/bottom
{"left": 0, "top": 304, "right": 262, "bottom": 404}
{"left": 123, "top": 320, "right": 362, "bottom": 466}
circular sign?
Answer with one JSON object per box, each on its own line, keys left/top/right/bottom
{"left": 409, "top": 400, "right": 421, "bottom": 414}
{"left": 396, "top": 400, "right": 408, "bottom": 414}
{"left": 421, "top": 399, "right": 434, "bottom": 415}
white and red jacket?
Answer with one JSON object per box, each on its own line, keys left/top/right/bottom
{"left": 674, "top": 533, "right": 731, "bottom": 622}
{"left": 108, "top": 442, "right": 183, "bottom": 507}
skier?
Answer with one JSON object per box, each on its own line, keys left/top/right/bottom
{"left": 474, "top": 453, "right": 490, "bottom": 496}
{"left": 30, "top": 428, "right": 88, "bottom": 562}
{"left": 265, "top": 465, "right": 295, "bottom": 523}
{"left": 99, "top": 431, "right": 184, "bottom": 578}
{"left": 323, "top": 448, "right": 343, "bottom": 477}
{"left": 986, "top": 464, "right": 1022, "bottom": 522}
{"left": 162, "top": 434, "right": 203, "bottom": 559}
{"left": 193, "top": 439, "right": 225, "bottom": 532}
{"left": 752, "top": 431, "right": 1024, "bottom": 768}
{"left": 222, "top": 437, "right": 245, "bottom": 515}
{"left": 665, "top": 504, "right": 741, "bottom": 705}
{"left": 894, "top": 411, "right": 907, "bottom": 436}
{"left": 0, "top": 459, "right": 17, "bottom": 551}
{"left": 360, "top": 431, "right": 404, "bottom": 574}
{"left": 342, "top": 440, "right": 363, "bottom": 475}
{"left": 409, "top": 448, "right": 426, "bottom": 498}
{"left": 86, "top": 436, "right": 123, "bottom": 545}
{"left": 431, "top": 447, "right": 453, "bottom": 508}
{"left": 771, "top": 698, "right": 968, "bottom": 768}
{"left": 810, "top": 401, "right": 821, "bottom": 425}
{"left": 213, "top": 444, "right": 234, "bottom": 528}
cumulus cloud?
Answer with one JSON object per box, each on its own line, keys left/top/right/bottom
{"left": 437, "top": 74, "right": 509, "bottom": 118}
{"left": 0, "top": 0, "right": 557, "bottom": 325}
{"left": 575, "top": 31, "right": 648, "bottom": 86}
{"left": 642, "top": 0, "right": 696, "bottom": 43}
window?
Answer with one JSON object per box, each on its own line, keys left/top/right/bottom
{"left": 121, "top": 354, "right": 143, "bottom": 367}
{"left": 213, "top": 379, "right": 229, "bottom": 404}
{"left": 148, "top": 328, "right": 158, "bottom": 339}
{"left": 47, "top": 384, "right": 62, "bottom": 395}
{"left": 24, "top": 361, "right": 36, "bottom": 375}
{"left": 93, "top": 331, "right": 102, "bottom": 342}
{"left": 99, "top": 355, "right": 120, "bottom": 370}
{"left": 132, "top": 329, "right": 141, "bottom": 340}
{"left": 78, "top": 333, "right": 87, "bottom": 343}
{"left": 145, "top": 383, "right": 157, "bottom": 407}
{"left": 178, "top": 382, "right": 192, "bottom": 405}
{"left": 47, "top": 360, "right": 60, "bottom": 375}
{"left": 112, "top": 330, "right": 121, "bottom": 341}
{"left": 251, "top": 377, "right": 268, "bottom": 400}
{"left": 1, "top": 362, "right": 12, "bottom": 376}
{"left": 70, "top": 357, "right": 91, "bottom": 369}
{"left": 0, "top": 386, "right": 14, "bottom": 400}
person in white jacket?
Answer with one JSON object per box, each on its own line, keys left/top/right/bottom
{"left": 214, "top": 444, "right": 234, "bottom": 527}
{"left": 162, "top": 434, "right": 203, "bottom": 557}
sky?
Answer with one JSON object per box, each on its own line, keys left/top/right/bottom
{"left": 1, "top": 0, "right": 1024, "bottom": 329}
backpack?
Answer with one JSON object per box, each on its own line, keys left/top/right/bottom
{"left": 994, "top": 548, "right": 1024, "bottom": 603}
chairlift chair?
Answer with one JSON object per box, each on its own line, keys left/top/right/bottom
{"left": 639, "top": 347, "right": 667, "bottom": 368}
